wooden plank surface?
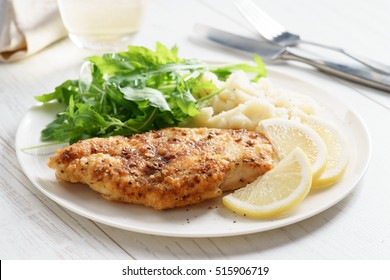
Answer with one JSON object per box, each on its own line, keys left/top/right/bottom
{"left": 1, "top": 0, "right": 389, "bottom": 259}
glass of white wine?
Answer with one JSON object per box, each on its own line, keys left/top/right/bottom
{"left": 57, "top": 0, "right": 145, "bottom": 51}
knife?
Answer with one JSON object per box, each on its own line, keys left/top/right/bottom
{"left": 194, "top": 23, "right": 390, "bottom": 93}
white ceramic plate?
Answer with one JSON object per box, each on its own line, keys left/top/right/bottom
{"left": 15, "top": 69, "right": 371, "bottom": 237}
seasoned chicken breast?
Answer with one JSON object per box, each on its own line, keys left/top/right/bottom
{"left": 48, "top": 127, "right": 274, "bottom": 209}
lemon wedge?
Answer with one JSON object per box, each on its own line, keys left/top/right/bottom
{"left": 258, "top": 118, "right": 327, "bottom": 179}
{"left": 303, "top": 116, "right": 349, "bottom": 188}
{"left": 223, "top": 148, "right": 312, "bottom": 218}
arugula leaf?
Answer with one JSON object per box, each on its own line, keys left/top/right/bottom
{"left": 210, "top": 54, "right": 267, "bottom": 81}
{"left": 35, "top": 43, "right": 267, "bottom": 144}
{"left": 120, "top": 86, "right": 171, "bottom": 112}
{"left": 35, "top": 80, "right": 79, "bottom": 104}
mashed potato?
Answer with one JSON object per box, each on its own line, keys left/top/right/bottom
{"left": 183, "top": 71, "right": 319, "bottom": 131}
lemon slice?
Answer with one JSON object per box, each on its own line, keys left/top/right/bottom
{"left": 223, "top": 148, "right": 312, "bottom": 218}
{"left": 303, "top": 116, "right": 349, "bottom": 188}
{"left": 258, "top": 118, "right": 327, "bottom": 179}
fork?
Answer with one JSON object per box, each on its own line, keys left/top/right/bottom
{"left": 236, "top": 0, "right": 390, "bottom": 75}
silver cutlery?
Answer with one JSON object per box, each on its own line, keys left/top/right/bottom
{"left": 235, "top": 0, "right": 390, "bottom": 75}
{"left": 194, "top": 24, "right": 390, "bottom": 92}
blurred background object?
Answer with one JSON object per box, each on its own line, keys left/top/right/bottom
{"left": 0, "top": 0, "right": 67, "bottom": 62}
{"left": 56, "top": 0, "right": 145, "bottom": 51}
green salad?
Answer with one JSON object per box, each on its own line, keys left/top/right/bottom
{"left": 35, "top": 42, "right": 266, "bottom": 144}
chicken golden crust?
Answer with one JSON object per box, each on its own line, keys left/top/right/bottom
{"left": 48, "top": 127, "right": 274, "bottom": 209}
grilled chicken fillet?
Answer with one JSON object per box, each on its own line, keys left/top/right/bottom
{"left": 48, "top": 127, "right": 274, "bottom": 209}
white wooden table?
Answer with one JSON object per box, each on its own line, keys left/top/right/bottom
{"left": 1, "top": 0, "right": 390, "bottom": 260}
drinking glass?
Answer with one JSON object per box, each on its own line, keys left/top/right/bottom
{"left": 57, "top": 0, "right": 145, "bottom": 50}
